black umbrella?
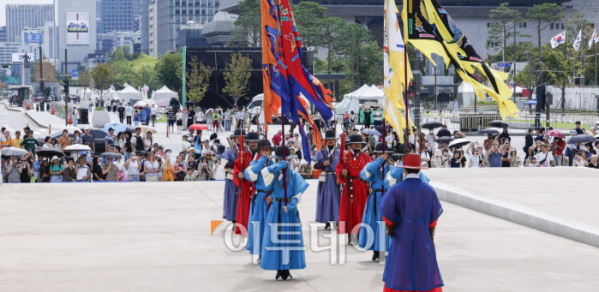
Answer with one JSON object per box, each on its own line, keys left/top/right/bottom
{"left": 125, "top": 126, "right": 136, "bottom": 133}
{"left": 100, "top": 152, "right": 122, "bottom": 159}
{"left": 477, "top": 128, "right": 500, "bottom": 136}
{"left": 421, "top": 121, "right": 443, "bottom": 130}
{"left": 567, "top": 134, "right": 595, "bottom": 145}
{"left": 36, "top": 148, "right": 65, "bottom": 158}
{"left": 435, "top": 137, "right": 455, "bottom": 144}
{"left": 488, "top": 120, "right": 508, "bottom": 128}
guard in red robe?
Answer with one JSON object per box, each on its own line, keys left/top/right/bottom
{"left": 234, "top": 132, "right": 260, "bottom": 237}
{"left": 336, "top": 134, "right": 371, "bottom": 244}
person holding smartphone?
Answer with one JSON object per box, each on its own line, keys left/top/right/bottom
{"left": 489, "top": 140, "right": 503, "bottom": 167}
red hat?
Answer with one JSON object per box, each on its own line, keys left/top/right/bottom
{"left": 398, "top": 153, "right": 429, "bottom": 170}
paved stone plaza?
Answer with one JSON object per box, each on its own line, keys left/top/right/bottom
{"left": 1, "top": 175, "right": 599, "bottom": 291}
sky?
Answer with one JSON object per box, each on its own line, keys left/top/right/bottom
{"left": 0, "top": 0, "right": 53, "bottom": 26}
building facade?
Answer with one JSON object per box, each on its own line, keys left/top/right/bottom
{"left": 156, "top": 0, "right": 221, "bottom": 56}
{"left": 5, "top": 4, "right": 54, "bottom": 43}
{"left": 57, "top": 0, "right": 98, "bottom": 73}
{"left": 0, "top": 27, "right": 7, "bottom": 43}
{"left": 149, "top": 0, "right": 158, "bottom": 58}
{"left": 176, "top": 22, "right": 209, "bottom": 49}
{"left": 101, "top": 0, "right": 139, "bottom": 33}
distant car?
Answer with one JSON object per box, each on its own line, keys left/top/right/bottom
{"left": 46, "top": 127, "right": 107, "bottom": 155}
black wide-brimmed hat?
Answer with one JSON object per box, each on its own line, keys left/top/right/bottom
{"left": 346, "top": 134, "right": 366, "bottom": 145}
{"left": 244, "top": 132, "right": 260, "bottom": 142}
{"left": 324, "top": 130, "right": 337, "bottom": 139}
{"left": 256, "top": 139, "right": 273, "bottom": 150}
{"left": 231, "top": 129, "right": 246, "bottom": 138}
{"left": 373, "top": 142, "right": 395, "bottom": 154}
{"left": 269, "top": 146, "right": 297, "bottom": 160}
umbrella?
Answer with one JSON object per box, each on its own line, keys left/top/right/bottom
{"left": 64, "top": 144, "right": 91, "bottom": 152}
{"left": 36, "top": 148, "right": 65, "bottom": 158}
{"left": 362, "top": 128, "right": 381, "bottom": 136}
{"left": 205, "top": 108, "right": 214, "bottom": 115}
{"left": 132, "top": 125, "right": 157, "bottom": 134}
{"left": 435, "top": 137, "right": 455, "bottom": 144}
{"left": 421, "top": 121, "right": 443, "bottom": 130}
{"left": 157, "top": 100, "right": 166, "bottom": 107}
{"left": 133, "top": 101, "right": 147, "bottom": 109}
{"left": 0, "top": 147, "right": 28, "bottom": 156}
{"left": 189, "top": 124, "right": 209, "bottom": 131}
{"left": 567, "top": 134, "right": 595, "bottom": 145}
{"left": 544, "top": 130, "right": 565, "bottom": 140}
{"left": 477, "top": 128, "right": 500, "bottom": 136}
{"left": 103, "top": 123, "right": 128, "bottom": 135}
{"left": 448, "top": 138, "right": 471, "bottom": 149}
{"left": 62, "top": 125, "right": 81, "bottom": 134}
{"left": 488, "top": 120, "right": 508, "bottom": 128}
{"left": 100, "top": 152, "right": 122, "bottom": 159}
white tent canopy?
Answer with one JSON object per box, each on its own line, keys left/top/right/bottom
{"left": 336, "top": 84, "right": 383, "bottom": 115}
{"left": 152, "top": 85, "right": 178, "bottom": 101}
{"left": 343, "top": 84, "right": 370, "bottom": 99}
{"left": 115, "top": 86, "right": 143, "bottom": 103}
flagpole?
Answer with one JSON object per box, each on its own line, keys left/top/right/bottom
{"left": 282, "top": 112, "right": 287, "bottom": 206}
{"left": 404, "top": 42, "right": 410, "bottom": 152}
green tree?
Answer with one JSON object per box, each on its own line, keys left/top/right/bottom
{"left": 357, "top": 41, "right": 383, "bottom": 86}
{"left": 229, "top": 0, "right": 261, "bottom": 47}
{"left": 90, "top": 63, "right": 115, "bottom": 104}
{"left": 317, "top": 16, "right": 346, "bottom": 90}
{"left": 78, "top": 70, "right": 92, "bottom": 101}
{"left": 185, "top": 56, "right": 212, "bottom": 103}
{"left": 527, "top": 3, "right": 563, "bottom": 65}
{"left": 487, "top": 3, "right": 530, "bottom": 62}
{"left": 156, "top": 52, "right": 183, "bottom": 95}
{"left": 293, "top": 2, "right": 327, "bottom": 51}
{"left": 336, "top": 23, "right": 373, "bottom": 90}
{"left": 223, "top": 53, "right": 252, "bottom": 106}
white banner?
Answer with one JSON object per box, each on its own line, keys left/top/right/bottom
{"left": 66, "top": 12, "right": 90, "bottom": 45}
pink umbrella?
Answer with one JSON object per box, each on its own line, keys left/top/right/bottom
{"left": 544, "top": 130, "right": 565, "bottom": 139}
{"left": 157, "top": 100, "right": 166, "bottom": 107}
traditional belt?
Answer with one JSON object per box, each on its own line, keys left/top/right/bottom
{"left": 274, "top": 198, "right": 289, "bottom": 202}
{"left": 372, "top": 189, "right": 384, "bottom": 192}
{"left": 256, "top": 189, "right": 270, "bottom": 193}
{"left": 321, "top": 171, "right": 336, "bottom": 175}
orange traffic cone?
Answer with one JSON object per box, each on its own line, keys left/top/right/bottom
{"left": 68, "top": 115, "right": 72, "bottom": 125}
{"left": 27, "top": 104, "right": 31, "bottom": 110}
{"left": 51, "top": 107, "right": 55, "bottom": 115}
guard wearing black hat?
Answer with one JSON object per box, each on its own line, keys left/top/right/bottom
{"left": 221, "top": 129, "right": 246, "bottom": 224}
{"left": 336, "top": 133, "right": 371, "bottom": 245}
{"left": 242, "top": 138, "right": 274, "bottom": 260}
{"left": 313, "top": 129, "right": 341, "bottom": 229}
{"left": 259, "top": 145, "right": 309, "bottom": 280}
{"left": 357, "top": 142, "right": 394, "bottom": 261}
{"left": 233, "top": 131, "right": 260, "bottom": 237}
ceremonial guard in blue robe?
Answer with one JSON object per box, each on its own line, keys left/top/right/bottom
{"left": 385, "top": 153, "right": 430, "bottom": 189}
{"left": 358, "top": 142, "right": 394, "bottom": 261}
{"left": 380, "top": 154, "right": 444, "bottom": 292}
{"left": 221, "top": 129, "right": 245, "bottom": 222}
{"left": 313, "top": 130, "right": 341, "bottom": 229}
{"left": 243, "top": 139, "right": 274, "bottom": 259}
{"left": 260, "top": 146, "right": 309, "bottom": 281}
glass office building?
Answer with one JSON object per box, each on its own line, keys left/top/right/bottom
{"left": 157, "top": 0, "right": 219, "bottom": 56}
{"left": 101, "top": 0, "right": 141, "bottom": 33}
{"left": 6, "top": 4, "right": 54, "bottom": 42}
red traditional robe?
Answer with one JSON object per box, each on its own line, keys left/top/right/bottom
{"left": 233, "top": 149, "right": 254, "bottom": 237}
{"left": 336, "top": 150, "right": 371, "bottom": 234}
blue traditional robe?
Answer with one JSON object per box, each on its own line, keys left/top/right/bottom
{"left": 358, "top": 157, "right": 392, "bottom": 252}
{"left": 384, "top": 164, "right": 430, "bottom": 190}
{"left": 260, "top": 162, "right": 308, "bottom": 271}
{"left": 244, "top": 155, "right": 274, "bottom": 255}
{"left": 221, "top": 146, "right": 239, "bottom": 221}
{"left": 313, "top": 147, "right": 341, "bottom": 223}
{"left": 379, "top": 174, "right": 444, "bottom": 291}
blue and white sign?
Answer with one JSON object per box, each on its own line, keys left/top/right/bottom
{"left": 24, "top": 33, "right": 43, "bottom": 44}
{"left": 497, "top": 62, "right": 511, "bottom": 68}
{"left": 72, "top": 69, "right": 79, "bottom": 77}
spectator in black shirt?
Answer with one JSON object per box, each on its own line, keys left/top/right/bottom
{"left": 436, "top": 125, "right": 451, "bottom": 137}
{"left": 117, "top": 104, "right": 126, "bottom": 123}
{"left": 534, "top": 128, "right": 545, "bottom": 142}
{"left": 498, "top": 126, "right": 511, "bottom": 144}
{"left": 167, "top": 106, "right": 176, "bottom": 133}
{"left": 524, "top": 128, "right": 533, "bottom": 159}
{"left": 573, "top": 121, "right": 586, "bottom": 135}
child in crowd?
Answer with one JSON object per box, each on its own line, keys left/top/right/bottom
{"left": 184, "top": 167, "right": 197, "bottom": 181}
